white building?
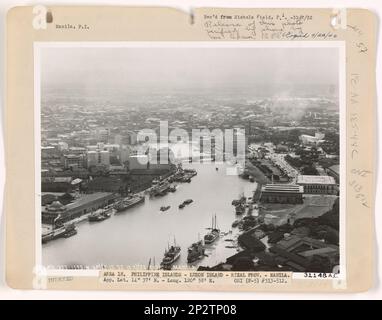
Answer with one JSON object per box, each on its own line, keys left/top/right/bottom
{"left": 299, "top": 132, "right": 325, "bottom": 145}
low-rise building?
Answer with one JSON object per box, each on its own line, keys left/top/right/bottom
{"left": 297, "top": 175, "right": 337, "bottom": 194}
{"left": 42, "top": 192, "right": 116, "bottom": 224}
{"left": 260, "top": 184, "right": 304, "bottom": 204}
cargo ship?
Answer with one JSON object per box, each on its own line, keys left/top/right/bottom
{"left": 160, "top": 241, "right": 181, "bottom": 270}
{"left": 114, "top": 194, "right": 145, "bottom": 212}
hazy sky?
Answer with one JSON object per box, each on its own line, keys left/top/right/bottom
{"left": 41, "top": 47, "right": 339, "bottom": 92}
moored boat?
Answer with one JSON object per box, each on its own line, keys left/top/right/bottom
{"left": 114, "top": 194, "right": 145, "bottom": 212}
{"left": 160, "top": 240, "right": 181, "bottom": 270}
{"left": 160, "top": 205, "right": 171, "bottom": 212}
{"left": 204, "top": 214, "right": 220, "bottom": 244}
{"left": 187, "top": 239, "right": 205, "bottom": 263}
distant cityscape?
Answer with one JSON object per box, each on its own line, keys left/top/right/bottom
{"left": 40, "top": 92, "right": 340, "bottom": 273}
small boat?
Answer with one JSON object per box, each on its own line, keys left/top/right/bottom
{"left": 231, "top": 193, "right": 246, "bottom": 206}
{"left": 183, "top": 199, "right": 193, "bottom": 205}
{"left": 63, "top": 224, "right": 77, "bottom": 238}
{"left": 232, "top": 220, "right": 240, "bottom": 228}
{"left": 216, "top": 167, "right": 219, "bottom": 171}
{"left": 179, "top": 203, "right": 185, "bottom": 209}
{"left": 160, "top": 206, "right": 171, "bottom": 212}
{"left": 168, "top": 185, "right": 177, "bottom": 193}
{"left": 235, "top": 203, "right": 245, "bottom": 215}
{"left": 204, "top": 214, "right": 220, "bottom": 244}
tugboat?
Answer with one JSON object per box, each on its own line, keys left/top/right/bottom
{"left": 88, "top": 207, "right": 112, "bottom": 222}
{"left": 231, "top": 193, "right": 246, "bottom": 206}
{"left": 168, "top": 185, "right": 177, "bottom": 193}
{"left": 160, "top": 240, "right": 181, "bottom": 270}
{"left": 160, "top": 206, "right": 171, "bottom": 212}
{"left": 235, "top": 203, "right": 245, "bottom": 215}
{"left": 232, "top": 219, "right": 240, "bottom": 228}
{"left": 178, "top": 203, "right": 185, "bottom": 209}
{"left": 204, "top": 214, "right": 220, "bottom": 244}
{"left": 114, "top": 194, "right": 145, "bottom": 212}
{"left": 62, "top": 224, "right": 77, "bottom": 238}
{"left": 150, "top": 182, "right": 170, "bottom": 197}
{"left": 187, "top": 238, "right": 205, "bottom": 263}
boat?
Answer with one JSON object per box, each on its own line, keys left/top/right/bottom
{"left": 204, "top": 214, "right": 220, "bottom": 244}
{"left": 232, "top": 220, "right": 240, "bottom": 228}
{"left": 183, "top": 199, "right": 193, "bottom": 205}
{"left": 183, "top": 168, "right": 197, "bottom": 176}
{"left": 160, "top": 206, "right": 171, "bottom": 212}
{"left": 114, "top": 194, "right": 145, "bottom": 212}
{"left": 168, "top": 185, "right": 177, "bottom": 193}
{"left": 216, "top": 167, "right": 219, "bottom": 171}
{"left": 179, "top": 203, "right": 185, "bottom": 209}
{"left": 187, "top": 239, "right": 205, "bottom": 263}
{"left": 235, "top": 203, "right": 245, "bottom": 215}
{"left": 62, "top": 224, "right": 77, "bottom": 238}
{"left": 231, "top": 193, "right": 246, "bottom": 206}
{"left": 88, "top": 210, "right": 107, "bottom": 222}
{"left": 150, "top": 182, "right": 170, "bottom": 196}
{"left": 160, "top": 241, "right": 181, "bottom": 270}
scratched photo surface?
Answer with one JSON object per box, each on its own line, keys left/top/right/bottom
{"left": 39, "top": 45, "right": 341, "bottom": 274}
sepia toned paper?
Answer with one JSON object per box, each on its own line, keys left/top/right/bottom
{"left": 5, "top": 6, "right": 376, "bottom": 292}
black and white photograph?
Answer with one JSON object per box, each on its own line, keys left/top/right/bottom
{"left": 37, "top": 43, "right": 343, "bottom": 274}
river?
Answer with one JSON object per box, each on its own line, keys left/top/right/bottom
{"left": 42, "top": 150, "right": 257, "bottom": 270}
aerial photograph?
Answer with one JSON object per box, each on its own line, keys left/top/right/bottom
{"left": 39, "top": 45, "right": 341, "bottom": 273}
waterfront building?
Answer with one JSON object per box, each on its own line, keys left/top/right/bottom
{"left": 297, "top": 175, "right": 337, "bottom": 195}
{"left": 42, "top": 192, "right": 116, "bottom": 224}
{"left": 260, "top": 184, "right": 304, "bottom": 204}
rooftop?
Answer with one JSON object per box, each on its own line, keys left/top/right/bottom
{"left": 261, "top": 184, "right": 304, "bottom": 194}
{"left": 297, "top": 175, "right": 336, "bottom": 185}
{"left": 328, "top": 165, "right": 340, "bottom": 175}
{"left": 66, "top": 192, "right": 114, "bottom": 210}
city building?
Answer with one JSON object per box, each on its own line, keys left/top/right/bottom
{"left": 86, "top": 149, "right": 110, "bottom": 168}
{"left": 42, "top": 192, "right": 116, "bottom": 224}
{"left": 299, "top": 132, "right": 325, "bottom": 145}
{"left": 297, "top": 175, "right": 337, "bottom": 194}
{"left": 260, "top": 184, "right": 304, "bottom": 204}
{"left": 63, "top": 154, "right": 84, "bottom": 169}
